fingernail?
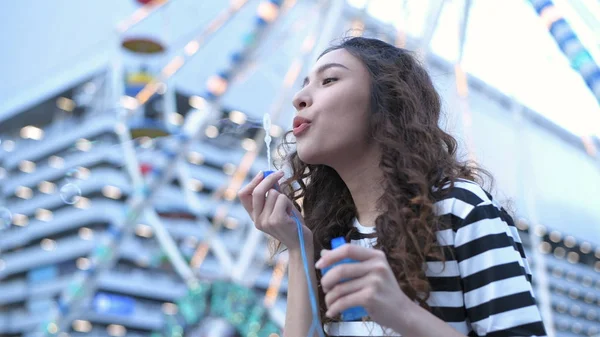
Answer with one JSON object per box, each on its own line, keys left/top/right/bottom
{"left": 320, "top": 249, "right": 329, "bottom": 256}
{"left": 315, "top": 259, "right": 323, "bottom": 268}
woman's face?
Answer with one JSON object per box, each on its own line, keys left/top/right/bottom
{"left": 291, "top": 48, "right": 373, "bottom": 167}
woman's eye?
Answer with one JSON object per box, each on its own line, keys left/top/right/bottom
{"left": 322, "top": 78, "right": 338, "bottom": 85}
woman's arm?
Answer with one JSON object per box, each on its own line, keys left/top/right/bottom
{"left": 391, "top": 301, "right": 467, "bottom": 337}
{"left": 285, "top": 243, "right": 323, "bottom": 337}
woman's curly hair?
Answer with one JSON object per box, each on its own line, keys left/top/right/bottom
{"left": 274, "top": 36, "right": 492, "bottom": 323}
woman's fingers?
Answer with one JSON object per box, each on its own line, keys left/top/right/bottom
{"left": 326, "top": 286, "right": 372, "bottom": 318}
{"left": 258, "top": 189, "right": 280, "bottom": 229}
{"left": 271, "top": 193, "right": 293, "bottom": 224}
{"left": 320, "top": 261, "right": 373, "bottom": 293}
{"left": 251, "top": 171, "right": 284, "bottom": 221}
{"left": 324, "top": 276, "right": 368, "bottom": 310}
{"left": 238, "top": 171, "right": 265, "bottom": 215}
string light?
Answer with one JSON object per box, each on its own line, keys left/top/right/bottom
{"left": 135, "top": 224, "right": 154, "bottom": 238}
{"left": 41, "top": 238, "right": 56, "bottom": 251}
{"left": 257, "top": 1, "right": 280, "bottom": 22}
{"left": 121, "top": 95, "right": 140, "bottom": 110}
{"left": 184, "top": 40, "right": 200, "bottom": 56}
{"left": 189, "top": 96, "right": 207, "bottom": 110}
{"left": 35, "top": 208, "right": 53, "bottom": 221}
{"left": 107, "top": 325, "right": 127, "bottom": 337}
{"left": 242, "top": 138, "right": 257, "bottom": 151}
{"left": 102, "top": 185, "right": 123, "bottom": 199}
{"left": 553, "top": 246, "right": 566, "bottom": 258}
{"left": 224, "top": 217, "right": 239, "bottom": 230}
{"left": 515, "top": 219, "right": 529, "bottom": 231}
{"left": 40, "top": 175, "right": 59, "bottom": 194}
{"left": 206, "top": 75, "right": 228, "bottom": 96}
{"left": 187, "top": 151, "right": 205, "bottom": 165}
{"left": 538, "top": 242, "right": 551, "bottom": 254}
{"left": 76, "top": 258, "right": 91, "bottom": 271}
{"left": 224, "top": 188, "right": 237, "bottom": 201}
{"left": 189, "top": 179, "right": 204, "bottom": 192}
{"left": 205, "top": 125, "right": 219, "bottom": 138}
{"left": 12, "top": 213, "right": 28, "bottom": 227}
{"left": 46, "top": 323, "right": 58, "bottom": 334}
{"left": 75, "top": 167, "right": 90, "bottom": 180}
{"left": 15, "top": 186, "right": 33, "bottom": 199}
{"left": 19, "top": 160, "right": 36, "bottom": 173}
{"left": 72, "top": 320, "right": 92, "bottom": 333}
{"left": 56, "top": 97, "right": 75, "bottom": 112}
{"left": 534, "top": 224, "right": 546, "bottom": 237}
{"left": 223, "top": 163, "right": 236, "bottom": 175}
{"left": 579, "top": 241, "right": 591, "bottom": 254}
{"left": 74, "top": 197, "right": 91, "bottom": 209}
{"left": 566, "top": 251, "right": 579, "bottom": 264}
{"left": 269, "top": 125, "right": 283, "bottom": 137}
{"left": 20, "top": 126, "right": 44, "bottom": 140}
{"left": 564, "top": 235, "right": 576, "bottom": 248}
{"left": 229, "top": 110, "right": 247, "bottom": 124}
{"left": 75, "top": 138, "right": 92, "bottom": 152}
{"left": 168, "top": 112, "right": 184, "bottom": 126}
{"left": 78, "top": 227, "right": 94, "bottom": 240}
{"left": 568, "top": 288, "right": 579, "bottom": 300}
{"left": 583, "top": 292, "right": 595, "bottom": 304}
{"left": 2, "top": 139, "right": 15, "bottom": 152}
{"left": 48, "top": 156, "right": 64, "bottom": 169}
{"left": 161, "top": 302, "right": 178, "bottom": 315}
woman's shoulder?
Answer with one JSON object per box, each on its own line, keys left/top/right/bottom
{"left": 434, "top": 178, "right": 501, "bottom": 220}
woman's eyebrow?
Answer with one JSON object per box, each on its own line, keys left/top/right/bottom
{"left": 302, "top": 63, "right": 350, "bottom": 87}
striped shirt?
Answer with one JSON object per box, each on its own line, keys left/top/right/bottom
{"left": 324, "top": 179, "right": 547, "bottom": 337}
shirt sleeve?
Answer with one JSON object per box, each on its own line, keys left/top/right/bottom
{"left": 453, "top": 203, "right": 548, "bottom": 336}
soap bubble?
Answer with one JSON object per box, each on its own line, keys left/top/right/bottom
{"left": 215, "top": 119, "right": 262, "bottom": 136}
{"left": 0, "top": 207, "right": 12, "bottom": 230}
{"left": 60, "top": 183, "right": 81, "bottom": 205}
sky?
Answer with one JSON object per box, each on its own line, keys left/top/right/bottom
{"left": 348, "top": 0, "right": 600, "bottom": 138}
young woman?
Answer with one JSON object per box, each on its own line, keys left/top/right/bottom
{"left": 238, "top": 37, "right": 547, "bottom": 337}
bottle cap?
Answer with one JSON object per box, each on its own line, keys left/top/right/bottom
{"left": 263, "top": 170, "right": 275, "bottom": 178}
{"left": 331, "top": 237, "right": 346, "bottom": 249}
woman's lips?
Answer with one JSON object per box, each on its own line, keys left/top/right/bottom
{"left": 293, "top": 122, "right": 311, "bottom": 136}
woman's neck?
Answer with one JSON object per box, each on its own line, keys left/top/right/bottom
{"left": 333, "top": 147, "right": 384, "bottom": 227}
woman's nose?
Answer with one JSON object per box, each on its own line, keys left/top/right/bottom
{"left": 292, "top": 90, "right": 313, "bottom": 111}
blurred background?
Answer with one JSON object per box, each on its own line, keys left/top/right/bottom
{"left": 0, "top": 0, "right": 599, "bottom": 337}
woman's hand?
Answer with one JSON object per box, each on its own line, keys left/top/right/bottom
{"left": 315, "top": 244, "right": 411, "bottom": 329}
{"left": 238, "top": 170, "right": 312, "bottom": 252}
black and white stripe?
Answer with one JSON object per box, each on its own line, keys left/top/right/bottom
{"left": 324, "top": 179, "right": 547, "bottom": 337}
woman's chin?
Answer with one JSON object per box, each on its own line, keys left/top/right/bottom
{"left": 296, "top": 149, "right": 323, "bottom": 166}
